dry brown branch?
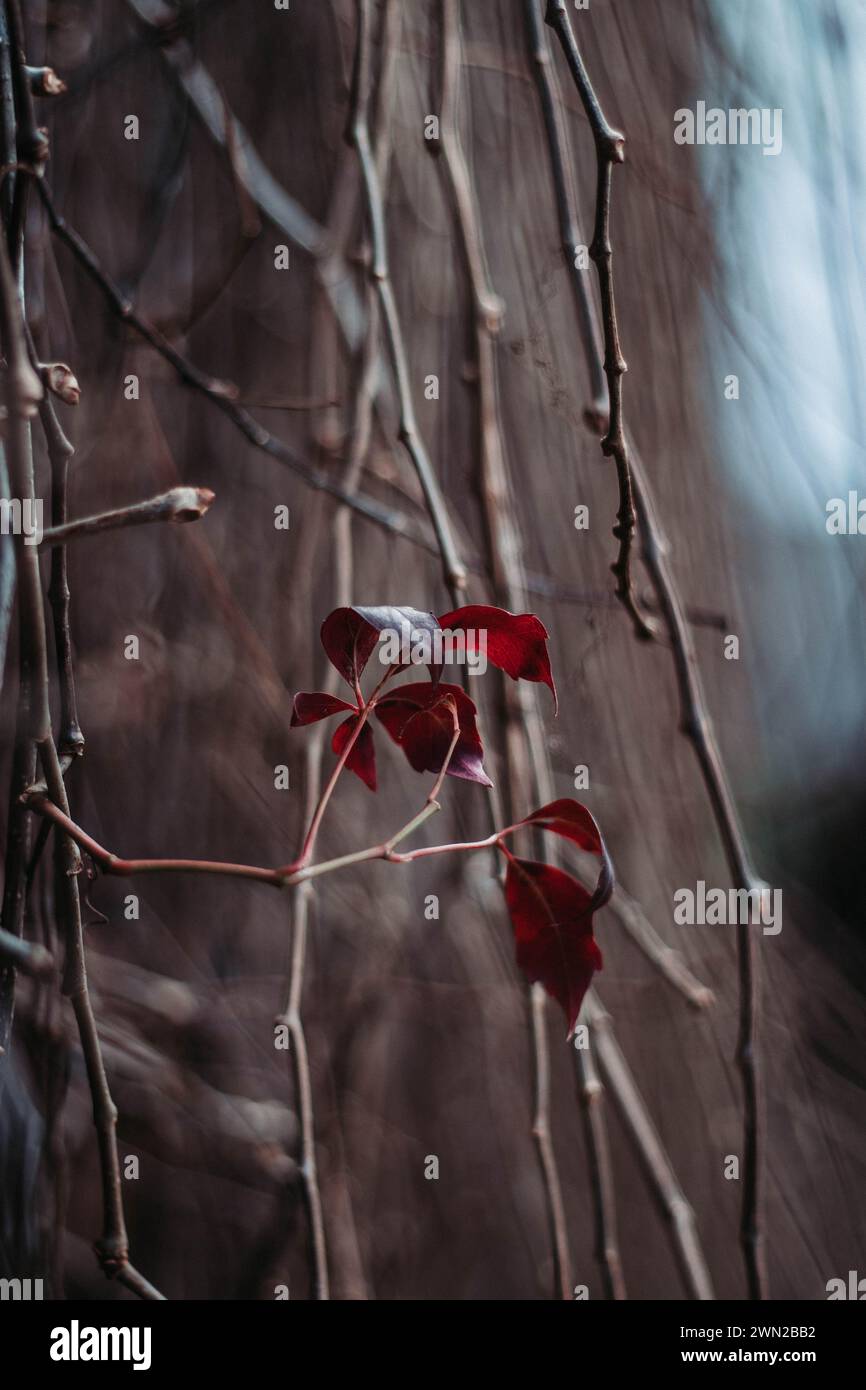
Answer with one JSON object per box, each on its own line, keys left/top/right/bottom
{"left": 275, "top": 878, "right": 329, "bottom": 1298}
{"left": 0, "top": 90, "right": 162, "bottom": 1294}
{"left": 523, "top": 0, "right": 607, "bottom": 430}
{"left": 569, "top": 846, "right": 715, "bottom": 1011}
{"left": 31, "top": 176, "right": 437, "bottom": 553}
{"left": 40, "top": 486, "right": 215, "bottom": 546}
{"left": 544, "top": 0, "right": 653, "bottom": 641}
{"left": 435, "top": 0, "right": 718, "bottom": 1302}
{"left": 583, "top": 994, "right": 715, "bottom": 1300}
{"left": 347, "top": 0, "right": 467, "bottom": 606}
{"left": 629, "top": 439, "right": 766, "bottom": 1296}
{"left": 39, "top": 393, "right": 84, "bottom": 755}
{"left": 436, "top": 0, "right": 579, "bottom": 1299}
{"left": 273, "top": 0, "right": 405, "bottom": 1305}
{"left": 540, "top": 0, "right": 766, "bottom": 1298}
{"left": 575, "top": 1027, "right": 626, "bottom": 1298}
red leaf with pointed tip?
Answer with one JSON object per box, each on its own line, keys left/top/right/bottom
{"left": 375, "top": 681, "right": 492, "bottom": 786}
{"left": 504, "top": 856, "right": 603, "bottom": 1037}
{"left": 321, "top": 605, "right": 442, "bottom": 688}
{"left": 320, "top": 608, "right": 380, "bottom": 687}
{"left": 331, "top": 716, "right": 377, "bottom": 791}
{"left": 291, "top": 691, "right": 358, "bottom": 727}
{"left": 509, "top": 798, "right": 603, "bottom": 855}
{"left": 438, "top": 604, "right": 557, "bottom": 710}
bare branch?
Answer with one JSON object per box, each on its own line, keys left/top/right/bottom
{"left": 575, "top": 1035, "right": 626, "bottom": 1298}
{"left": 544, "top": 0, "right": 654, "bottom": 641}
{"left": 523, "top": 0, "right": 607, "bottom": 429}
{"left": 583, "top": 994, "right": 715, "bottom": 1300}
{"left": 0, "top": 492, "right": 36, "bottom": 1046}
{"left": 4, "top": 0, "right": 46, "bottom": 166}
{"left": 0, "top": 190, "right": 163, "bottom": 1298}
{"left": 612, "top": 880, "right": 715, "bottom": 1010}
{"left": 31, "top": 177, "right": 440, "bottom": 554}
{"left": 570, "top": 845, "right": 715, "bottom": 1011}
{"left": 537, "top": 0, "right": 765, "bottom": 1299}
{"left": 347, "top": 0, "right": 468, "bottom": 604}
{"left": 275, "top": 881, "right": 329, "bottom": 1299}
{"left": 20, "top": 793, "right": 286, "bottom": 888}
{"left": 40, "top": 486, "right": 216, "bottom": 547}
{"left": 436, "top": 0, "right": 576, "bottom": 1299}
{"left": 629, "top": 437, "right": 767, "bottom": 1296}
{"left": 39, "top": 389, "right": 84, "bottom": 754}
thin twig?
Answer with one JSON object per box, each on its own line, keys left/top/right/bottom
{"left": 4, "top": 0, "right": 44, "bottom": 165}
{"left": 346, "top": 0, "right": 467, "bottom": 605}
{"left": 544, "top": 0, "right": 653, "bottom": 641}
{"left": 436, "top": 0, "right": 578, "bottom": 1300}
{"left": 40, "top": 393, "right": 84, "bottom": 753}
{"left": 40, "top": 485, "right": 215, "bottom": 546}
{"left": 43, "top": 739, "right": 160, "bottom": 1298}
{"left": 629, "top": 436, "right": 766, "bottom": 1296}
{"left": 583, "top": 994, "right": 715, "bottom": 1300}
{"left": 277, "top": 37, "right": 402, "bottom": 1289}
{"left": 0, "top": 163, "right": 163, "bottom": 1297}
{"left": 523, "top": 0, "right": 607, "bottom": 430}
{"left": 275, "top": 879, "right": 329, "bottom": 1298}
{"left": 569, "top": 845, "right": 715, "bottom": 1011}
{"left": 0, "top": 126, "right": 45, "bottom": 1046}
{"left": 19, "top": 794, "right": 287, "bottom": 887}
{"left": 574, "top": 1033, "right": 626, "bottom": 1298}
{"left": 0, "top": 9, "right": 35, "bottom": 1051}
{"left": 30, "top": 176, "right": 438, "bottom": 553}
{"left": 612, "top": 880, "right": 715, "bottom": 1010}
{"left": 540, "top": 0, "right": 766, "bottom": 1298}
{"left": 24, "top": 763, "right": 510, "bottom": 894}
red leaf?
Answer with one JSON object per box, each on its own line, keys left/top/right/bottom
{"left": 320, "top": 605, "right": 441, "bottom": 688}
{"left": 375, "top": 681, "right": 492, "bottom": 787}
{"left": 508, "top": 798, "right": 603, "bottom": 855}
{"left": 504, "top": 856, "right": 603, "bottom": 1037}
{"left": 331, "top": 716, "right": 377, "bottom": 791}
{"left": 320, "top": 609, "right": 381, "bottom": 687}
{"left": 291, "top": 691, "right": 358, "bottom": 727}
{"left": 438, "top": 604, "right": 557, "bottom": 710}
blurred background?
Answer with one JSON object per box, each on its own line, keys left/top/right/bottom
{"left": 0, "top": 0, "right": 864, "bottom": 1299}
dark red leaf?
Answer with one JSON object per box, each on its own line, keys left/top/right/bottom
{"left": 504, "top": 856, "right": 603, "bottom": 1037}
{"left": 320, "top": 605, "right": 442, "bottom": 688}
{"left": 331, "top": 716, "right": 377, "bottom": 791}
{"left": 291, "top": 691, "right": 358, "bottom": 727}
{"left": 320, "top": 608, "right": 380, "bottom": 687}
{"left": 507, "top": 798, "right": 603, "bottom": 855}
{"left": 375, "top": 681, "right": 492, "bottom": 787}
{"left": 438, "top": 604, "right": 557, "bottom": 710}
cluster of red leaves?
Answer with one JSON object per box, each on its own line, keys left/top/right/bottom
{"left": 291, "top": 604, "right": 610, "bottom": 1035}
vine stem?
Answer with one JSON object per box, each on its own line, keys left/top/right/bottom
{"left": 544, "top": 0, "right": 654, "bottom": 642}
{"left": 293, "top": 667, "right": 393, "bottom": 871}
{"left": 24, "top": 725, "right": 479, "bottom": 888}
{"left": 435, "top": 0, "right": 579, "bottom": 1300}
{"left": 346, "top": 0, "right": 467, "bottom": 605}
{"left": 542, "top": 0, "right": 766, "bottom": 1298}
{"left": 0, "top": 162, "right": 162, "bottom": 1296}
